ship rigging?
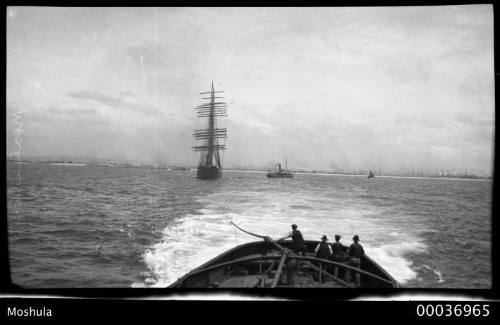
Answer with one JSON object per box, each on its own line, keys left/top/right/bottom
{"left": 192, "top": 82, "right": 228, "bottom": 179}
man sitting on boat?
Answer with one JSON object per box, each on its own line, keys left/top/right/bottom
{"left": 345, "top": 235, "right": 365, "bottom": 286}
{"left": 277, "top": 224, "right": 307, "bottom": 256}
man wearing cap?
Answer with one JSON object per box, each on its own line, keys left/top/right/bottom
{"left": 330, "top": 234, "right": 349, "bottom": 277}
{"left": 314, "top": 235, "right": 333, "bottom": 259}
{"left": 313, "top": 235, "right": 332, "bottom": 283}
{"left": 348, "top": 235, "right": 365, "bottom": 261}
{"left": 331, "top": 235, "right": 348, "bottom": 260}
{"left": 345, "top": 235, "right": 364, "bottom": 286}
{"left": 278, "top": 224, "right": 307, "bottom": 256}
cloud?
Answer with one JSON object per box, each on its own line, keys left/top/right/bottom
{"left": 67, "top": 90, "right": 163, "bottom": 118}
{"left": 376, "top": 57, "right": 433, "bottom": 86}
{"left": 121, "top": 91, "right": 136, "bottom": 98}
{"left": 6, "top": 7, "right": 494, "bottom": 175}
{"left": 126, "top": 45, "right": 151, "bottom": 58}
{"left": 68, "top": 90, "right": 122, "bottom": 106}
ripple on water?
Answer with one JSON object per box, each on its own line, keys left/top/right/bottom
{"left": 7, "top": 165, "right": 491, "bottom": 288}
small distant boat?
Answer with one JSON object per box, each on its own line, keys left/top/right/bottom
{"left": 267, "top": 158, "right": 293, "bottom": 178}
{"left": 368, "top": 170, "right": 375, "bottom": 178}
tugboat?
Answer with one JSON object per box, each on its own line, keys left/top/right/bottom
{"left": 168, "top": 222, "right": 399, "bottom": 288}
{"left": 192, "top": 82, "right": 227, "bottom": 179}
{"left": 267, "top": 158, "right": 293, "bottom": 178}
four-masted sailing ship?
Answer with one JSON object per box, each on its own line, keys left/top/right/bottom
{"left": 192, "top": 82, "right": 227, "bottom": 179}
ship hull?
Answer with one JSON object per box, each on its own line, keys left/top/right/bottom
{"left": 266, "top": 172, "right": 293, "bottom": 178}
{"left": 197, "top": 166, "right": 222, "bottom": 179}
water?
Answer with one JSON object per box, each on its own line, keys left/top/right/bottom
{"left": 7, "top": 162, "right": 492, "bottom": 288}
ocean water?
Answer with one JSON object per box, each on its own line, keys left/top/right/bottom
{"left": 7, "top": 162, "right": 492, "bottom": 288}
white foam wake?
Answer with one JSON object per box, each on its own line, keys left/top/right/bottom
{"left": 368, "top": 241, "right": 428, "bottom": 284}
{"left": 422, "top": 264, "right": 446, "bottom": 283}
{"left": 136, "top": 189, "right": 429, "bottom": 287}
{"left": 137, "top": 212, "right": 245, "bottom": 287}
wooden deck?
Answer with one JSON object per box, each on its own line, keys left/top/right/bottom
{"left": 218, "top": 276, "right": 262, "bottom": 288}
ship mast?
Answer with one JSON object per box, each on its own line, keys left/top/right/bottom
{"left": 192, "top": 82, "right": 227, "bottom": 169}
{"left": 206, "top": 82, "right": 215, "bottom": 167}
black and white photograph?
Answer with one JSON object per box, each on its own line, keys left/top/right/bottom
{"left": 5, "top": 5, "right": 493, "bottom": 294}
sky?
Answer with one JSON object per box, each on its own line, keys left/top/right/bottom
{"left": 6, "top": 6, "right": 494, "bottom": 175}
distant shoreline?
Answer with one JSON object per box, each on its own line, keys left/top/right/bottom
{"left": 7, "top": 160, "right": 491, "bottom": 181}
{"left": 223, "top": 169, "right": 492, "bottom": 181}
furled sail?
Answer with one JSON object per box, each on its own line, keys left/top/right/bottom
{"left": 192, "top": 82, "right": 227, "bottom": 179}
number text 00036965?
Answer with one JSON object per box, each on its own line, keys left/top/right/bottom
{"left": 416, "top": 304, "right": 490, "bottom": 317}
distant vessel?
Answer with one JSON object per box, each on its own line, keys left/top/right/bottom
{"left": 192, "top": 82, "right": 227, "bottom": 179}
{"left": 368, "top": 170, "right": 375, "bottom": 178}
{"left": 267, "top": 158, "right": 293, "bottom": 178}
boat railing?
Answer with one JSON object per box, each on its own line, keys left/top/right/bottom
{"left": 176, "top": 253, "right": 396, "bottom": 287}
{"left": 297, "top": 256, "right": 397, "bottom": 287}
{"left": 271, "top": 251, "right": 288, "bottom": 288}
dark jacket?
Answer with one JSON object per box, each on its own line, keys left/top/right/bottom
{"left": 331, "top": 242, "right": 347, "bottom": 256}
{"left": 291, "top": 229, "right": 304, "bottom": 244}
{"left": 316, "top": 242, "right": 332, "bottom": 259}
{"left": 348, "top": 242, "right": 365, "bottom": 258}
